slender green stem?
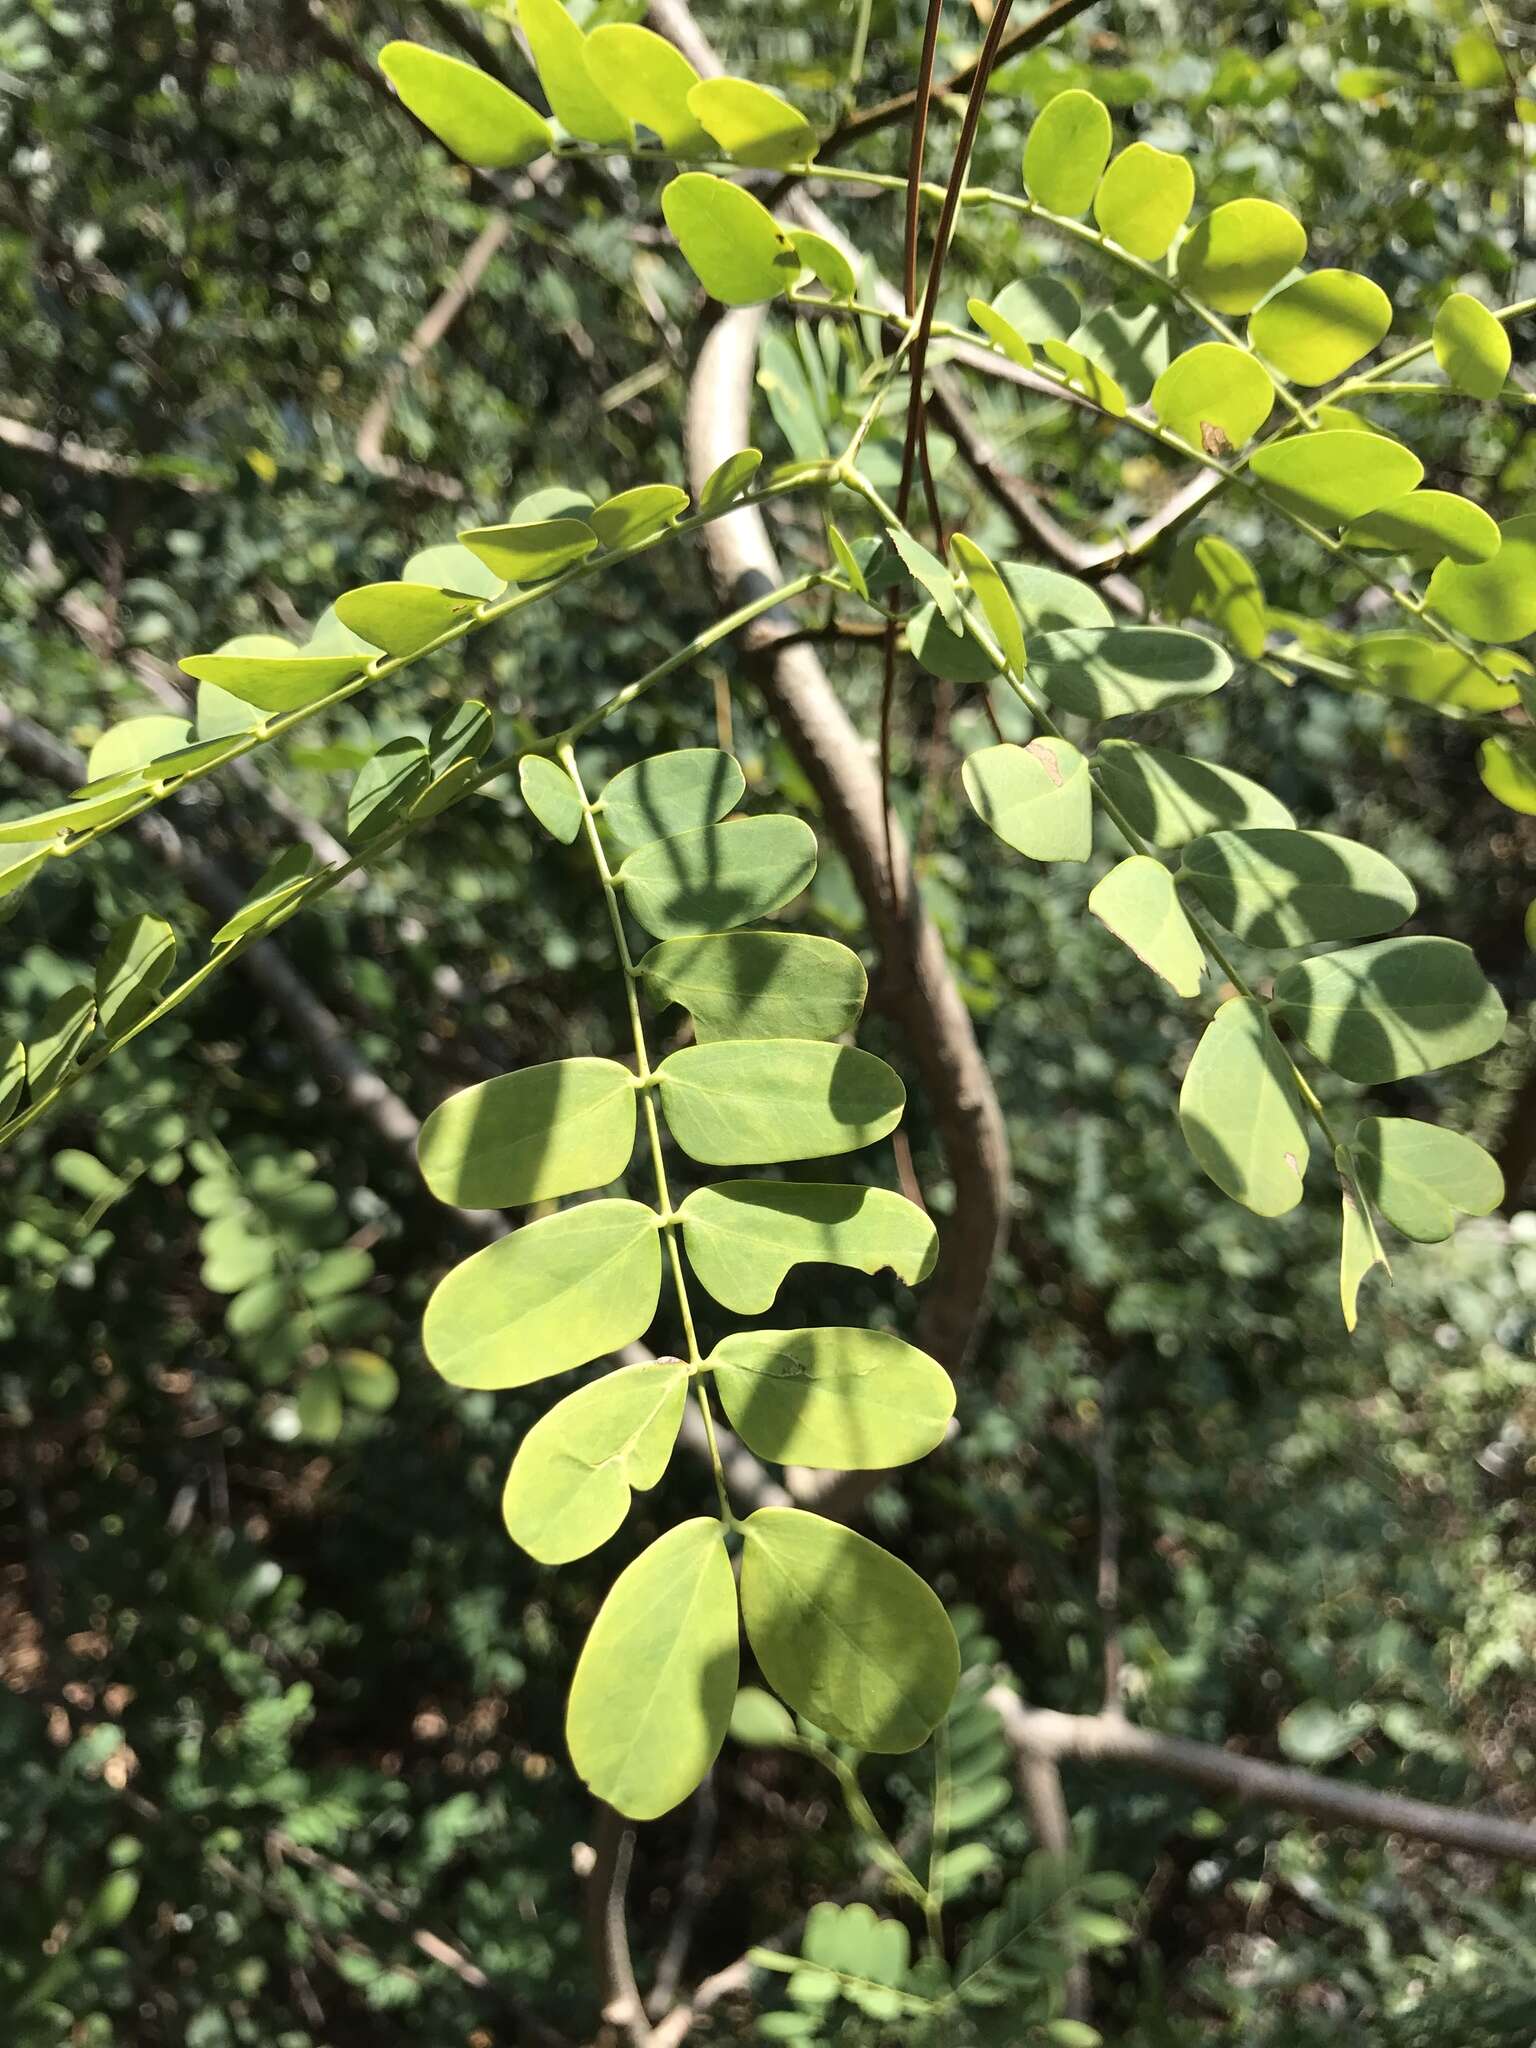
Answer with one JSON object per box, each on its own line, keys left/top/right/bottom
{"left": 812, "top": 1745, "right": 931, "bottom": 1910}
{"left": 0, "top": 571, "right": 828, "bottom": 1152}
{"left": 562, "top": 744, "right": 734, "bottom": 1526}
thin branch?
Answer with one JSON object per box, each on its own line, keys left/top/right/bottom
{"left": 587, "top": 1805, "right": 651, "bottom": 2044}
{"left": 987, "top": 1693, "right": 1536, "bottom": 1867}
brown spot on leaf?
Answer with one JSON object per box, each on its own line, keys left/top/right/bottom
{"left": 1025, "top": 739, "right": 1064, "bottom": 787}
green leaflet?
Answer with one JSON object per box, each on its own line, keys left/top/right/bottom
{"left": 599, "top": 747, "right": 745, "bottom": 850}
{"left": 1022, "top": 88, "right": 1113, "bottom": 217}
{"left": 1029, "top": 626, "right": 1232, "bottom": 719}
{"left": 584, "top": 24, "right": 709, "bottom": 154}
{"left": 0, "top": 789, "right": 146, "bottom": 843}
{"left": 347, "top": 738, "right": 431, "bottom": 842}
{"left": 516, "top": 0, "right": 631, "bottom": 147}
{"left": 968, "top": 294, "right": 1036, "bottom": 369}
{"left": 662, "top": 173, "right": 799, "bottom": 305}
{"left": 992, "top": 276, "right": 1082, "bottom": 346}
{"left": 617, "top": 815, "right": 816, "bottom": 937}
{"left": 0, "top": 844, "right": 47, "bottom": 917}
{"left": 950, "top": 535, "right": 1026, "bottom": 676}
{"left": 1248, "top": 269, "right": 1392, "bottom": 385}
{"left": 1248, "top": 431, "right": 1423, "bottom": 528}
{"left": 1177, "top": 198, "right": 1307, "bottom": 314}
{"left": 729, "top": 1686, "right": 797, "bottom": 1747}
{"left": 801, "top": 1902, "right": 915, "bottom": 2018}
{"left": 1271, "top": 938, "right": 1507, "bottom": 1084}
{"left": 588, "top": 484, "right": 689, "bottom": 551}
{"left": 421, "top": 1198, "right": 661, "bottom": 1388}
{"left": 1094, "top": 740, "right": 1293, "bottom": 847}
{"left": 0, "top": 1040, "right": 25, "bottom": 1120}
{"left": 1166, "top": 535, "right": 1268, "bottom": 659}
{"left": 1039, "top": 337, "right": 1128, "bottom": 414}
{"left": 458, "top": 517, "right": 597, "bottom": 584}
{"left": 657, "top": 1041, "right": 904, "bottom": 1165}
{"left": 1351, "top": 1116, "right": 1503, "bottom": 1242}
{"left": 1088, "top": 856, "right": 1204, "bottom": 997}
{"left": 1092, "top": 142, "right": 1194, "bottom": 259}
{"left": 212, "top": 847, "right": 315, "bottom": 946}
{"left": 96, "top": 915, "right": 176, "bottom": 1036}
{"left": 891, "top": 528, "right": 963, "bottom": 624}
{"left": 739, "top": 1508, "right": 958, "bottom": 1751}
{"left": 638, "top": 931, "right": 867, "bottom": 1043}
{"left": 1433, "top": 291, "right": 1511, "bottom": 399}
{"left": 961, "top": 740, "right": 1093, "bottom": 863}
{"left": 415, "top": 701, "right": 493, "bottom": 820}
{"left": 1426, "top": 515, "right": 1536, "bottom": 644}
{"left": 788, "top": 228, "right": 856, "bottom": 298}
{"left": 1178, "top": 995, "right": 1309, "bottom": 1216}
{"left": 1178, "top": 828, "right": 1416, "bottom": 948}
{"left": 1151, "top": 343, "right": 1275, "bottom": 452}
{"left": 28, "top": 986, "right": 97, "bottom": 1097}
{"left": 698, "top": 447, "right": 762, "bottom": 513}
{"left": 907, "top": 601, "right": 999, "bottom": 683}
{"left": 177, "top": 653, "right": 366, "bottom": 713}
{"left": 501, "top": 1358, "right": 689, "bottom": 1563}
{"left": 520, "top": 754, "right": 584, "bottom": 842}
{"left": 709, "top": 1327, "right": 954, "bottom": 1469}
{"left": 86, "top": 715, "right": 191, "bottom": 782}
{"left": 567, "top": 1518, "right": 738, "bottom": 1819}
{"left": 1339, "top": 1175, "right": 1388, "bottom": 1333}
{"left": 332, "top": 582, "right": 479, "bottom": 657}
{"left": 1351, "top": 632, "right": 1521, "bottom": 715}
{"left": 416, "top": 1056, "right": 637, "bottom": 1209}
{"left": 1479, "top": 733, "right": 1536, "bottom": 814}
{"left": 1342, "top": 491, "right": 1500, "bottom": 566}
{"left": 1074, "top": 301, "right": 1175, "bottom": 405}
{"left": 401, "top": 541, "right": 505, "bottom": 599}
{"left": 687, "top": 76, "right": 817, "bottom": 167}
{"left": 378, "top": 42, "right": 552, "bottom": 169}
{"left": 677, "top": 1181, "right": 937, "bottom": 1313}
{"left": 1001, "top": 563, "right": 1112, "bottom": 632}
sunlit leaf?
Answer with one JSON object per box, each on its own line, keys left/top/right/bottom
{"left": 1271, "top": 938, "right": 1507, "bottom": 1083}
{"left": 378, "top": 41, "right": 553, "bottom": 168}
{"left": 657, "top": 1040, "right": 904, "bottom": 1164}
{"left": 0, "top": 1040, "right": 24, "bottom": 1120}
{"left": 1342, "top": 491, "right": 1501, "bottom": 566}
{"left": 1177, "top": 199, "right": 1307, "bottom": 314}
{"left": 401, "top": 541, "right": 505, "bottom": 599}
{"left": 96, "top": 915, "right": 176, "bottom": 1036}
{"left": 417, "top": 1056, "right": 637, "bottom": 1208}
{"left": 1339, "top": 1174, "right": 1388, "bottom": 1333}
{"left": 1179, "top": 828, "right": 1416, "bottom": 947}
{"left": 0, "top": 789, "right": 148, "bottom": 843}
{"left": 688, "top": 76, "right": 816, "bottom": 166}
{"left": 992, "top": 276, "right": 1081, "bottom": 346}
{"left": 1029, "top": 626, "right": 1232, "bottom": 719}
{"left": 1092, "top": 141, "right": 1194, "bottom": 259}
{"left": 600, "top": 747, "right": 745, "bottom": 850}
{"left": 502, "top": 1358, "right": 688, "bottom": 1563}
{"left": 211, "top": 846, "right": 314, "bottom": 945}
{"left": 678, "top": 1182, "right": 936, "bottom": 1312}
{"left": 788, "top": 228, "right": 855, "bottom": 298}
{"left": 1248, "top": 269, "right": 1391, "bottom": 384}
{"left": 698, "top": 447, "right": 762, "bottom": 512}
{"left": 567, "top": 1518, "right": 738, "bottom": 1819}
{"left": 950, "top": 535, "right": 1026, "bottom": 676}
{"left": 662, "top": 173, "right": 799, "bottom": 305}
{"left": 618, "top": 815, "right": 816, "bottom": 936}
{"left": 1001, "top": 563, "right": 1112, "bottom": 632}
{"left": 1433, "top": 291, "right": 1511, "bottom": 398}
{"left": 589, "top": 484, "right": 690, "bottom": 550}
{"left": 908, "top": 600, "right": 999, "bottom": 682}
{"left": 1074, "top": 300, "right": 1175, "bottom": 404}
{"left": 1151, "top": 342, "right": 1274, "bottom": 451}
{"left": 1425, "top": 514, "right": 1536, "bottom": 643}
{"left": 422, "top": 1198, "right": 661, "bottom": 1388}
{"left": 1352, "top": 1116, "right": 1502, "bottom": 1242}
{"left": 1088, "top": 855, "right": 1204, "bottom": 997}
{"left": 584, "top": 23, "right": 709, "bottom": 153}
{"left": 516, "top": 0, "right": 631, "bottom": 145}
{"left": 178, "top": 652, "right": 366, "bottom": 713}
{"left": 458, "top": 517, "right": 597, "bottom": 584}
{"left": 333, "top": 582, "right": 480, "bottom": 656}
{"left": 729, "top": 1686, "right": 797, "bottom": 1747}
{"left": 1248, "top": 430, "right": 1422, "bottom": 528}
{"left": 638, "top": 931, "right": 866, "bottom": 1042}
{"left": 1350, "top": 632, "right": 1521, "bottom": 715}
{"left": 1479, "top": 732, "right": 1536, "bottom": 814}
{"left": 739, "top": 1508, "right": 958, "bottom": 1751}
{"left": 962, "top": 739, "right": 1092, "bottom": 862}
{"left": 520, "top": 754, "right": 584, "bottom": 841}
{"left": 1023, "top": 88, "right": 1113, "bottom": 217}
{"left": 1167, "top": 534, "right": 1267, "bottom": 658}
{"left": 1094, "top": 740, "right": 1293, "bottom": 846}
{"left": 709, "top": 1326, "right": 954, "bottom": 1468}
{"left": 347, "top": 737, "right": 431, "bottom": 841}
{"left": 86, "top": 716, "right": 191, "bottom": 783}
{"left": 1040, "top": 338, "right": 1127, "bottom": 414}
{"left": 1178, "top": 995, "right": 1308, "bottom": 1215}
